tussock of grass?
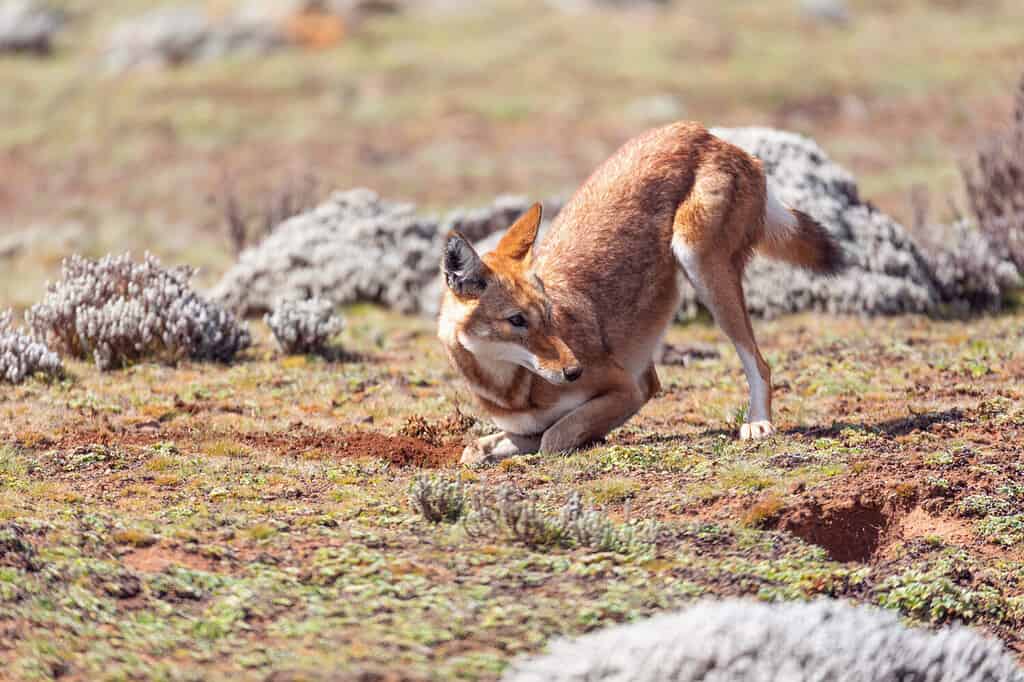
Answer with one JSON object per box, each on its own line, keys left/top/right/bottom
{"left": 741, "top": 493, "right": 786, "bottom": 529}
{"left": 110, "top": 528, "right": 158, "bottom": 547}
{"left": 465, "top": 487, "right": 658, "bottom": 555}
{"left": 204, "top": 439, "right": 252, "bottom": 459}
{"left": 587, "top": 478, "right": 641, "bottom": 505}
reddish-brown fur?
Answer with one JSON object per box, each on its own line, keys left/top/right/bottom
{"left": 439, "top": 121, "right": 843, "bottom": 464}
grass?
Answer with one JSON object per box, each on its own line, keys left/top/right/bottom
{"left": 1, "top": 306, "right": 1023, "bottom": 678}
{"left": 3, "top": 0, "right": 1024, "bottom": 308}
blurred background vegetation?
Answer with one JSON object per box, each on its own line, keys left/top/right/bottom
{"left": 1, "top": 0, "right": 1022, "bottom": 307}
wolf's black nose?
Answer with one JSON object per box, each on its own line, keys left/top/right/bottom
{"left": 563, "top": 366, "right": 583, "bottom": 382}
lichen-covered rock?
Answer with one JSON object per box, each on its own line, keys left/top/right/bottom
{"left": 707, "top": 127, "right": 942, "bottom": 318}
{"left": 265, "top": 297, "right": 344, "bottom": 355}
{"left": 0, "top": 0, "right": 65, "bottom": 55}
{"left": 0, "top": 309, "right": 62, "bottom": 384}
{"left": 503, "top": 598, "right": 1024, "bottom": 682}
{"left": 103, "top": 5, "right": 285, "bottom": 72}
{"left": 212, "top": 189, "right": 560, "bottom": 317}
{"left": 916, "top": 220, "right": 1021, "bottom": 313}
{"left": 452, "top": 127, "right": 1011, "bottom": 318}
{"left": 28, "top": 253, "right": 250, "bottom": 371}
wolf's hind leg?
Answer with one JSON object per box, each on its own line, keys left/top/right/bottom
{"left": 673, "top": 247, "right": 773, "bottom": 440}
{"left": 671, "top": 165, "right": 773, "bottom": 440}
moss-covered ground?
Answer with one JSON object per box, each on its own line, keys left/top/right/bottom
{"left": 2, "top": 307, "right": 1023, "bottom": 680}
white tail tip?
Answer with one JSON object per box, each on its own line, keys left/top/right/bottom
{"left": 765, "top": 186, "right": 797, "bottom": 233}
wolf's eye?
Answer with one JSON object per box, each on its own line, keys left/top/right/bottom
{"left": 507, "top": 314, "right": 528, "bottom": 328}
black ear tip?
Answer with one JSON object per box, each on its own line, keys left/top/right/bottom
{"left": 444, "top": 234, "right": 467, "bottom": 270}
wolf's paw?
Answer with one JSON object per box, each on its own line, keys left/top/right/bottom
{"left": 460, "top": 433, "right": 515, "bottom": 467}
{"left": 740, "top": 420, "right": 775, "bottom": 440}
{"left": 460, "top": 441, "right": 490, "bottom": 467}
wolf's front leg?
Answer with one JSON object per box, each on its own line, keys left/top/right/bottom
{"left": 539, "top": 377, "right": 646, "bottom": 454}
{"left": 461, "top": 431, "right": 541, "bottom": 466}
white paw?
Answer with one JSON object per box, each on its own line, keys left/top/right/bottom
{"left": 740, "top": 420, "right": 776, "bottom": 441}
{"left": 460, "top": 433, "right": 517, "bottom": 467}
{"left": 460, "top": 442, "right": 488, "bottom": 466}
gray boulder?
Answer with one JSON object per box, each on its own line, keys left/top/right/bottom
{"left": 914, "top": 218, "right": 1021, "bottom": 313}
{"left": 211, "top": 189, "right": 560, "bottom": 317}
{"left": 503, "top": 598, "right": 1024, "bottom": 682}
{"left": 0, "top": 0, "right": 65, "bottom": 55}
{"left": 103, "top": 5, "right": 285, "bottom": 72}
{"left": 714, "top": 127, "right": 1019, "bottom": 317}
{"left": 708, "top": 127, "right": 941, "bottom": 318}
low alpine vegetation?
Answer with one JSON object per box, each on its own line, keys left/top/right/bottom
{"left": 465, "top": 486, "right": 658, "bottom": 554}
{"left": 409, "top": 476, "right": 657, "bottom": 553}
{"left": 264, "top": 297, "right": 344, "bottom": 356}
{"left": 962, "top": 73, "right": 1024, "bottom": 278}
{"left": 27, "top": 253, "right": 250, "bottom": 370}
{"left": 0, "top": 309, "right": 62, "bottom": 384}
{"left": 409, "top": 474, "right": 466, "bottom": 523}
{"left": 977, "top": 515, "right": 1024, "bottom": 547}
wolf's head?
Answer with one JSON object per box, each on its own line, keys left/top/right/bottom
{"left": 439, "top": 204, "right": 582, "bottom": 385}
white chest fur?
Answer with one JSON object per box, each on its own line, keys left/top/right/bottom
{"left": 490, "top": 391, "right": 590, "bottom": 436}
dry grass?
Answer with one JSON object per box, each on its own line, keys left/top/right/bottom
{"left": 962, "top": 73, "right": 1024, "bottom": 272}
{"left": 3, "top": 0, "right": 1024, "bottom": 308}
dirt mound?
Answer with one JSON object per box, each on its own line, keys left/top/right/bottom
{"left": 334, "top": 431, "right": 460, "bottom": 468}
{"left": 123, "top": 545, "right": 216, "bottom": 574}
{"left": 41, "top": 422, "right": 459, "bottom": 469}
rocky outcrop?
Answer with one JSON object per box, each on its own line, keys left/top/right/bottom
{"left": 503, "top": 598, "right": 1024, "bottom": 682}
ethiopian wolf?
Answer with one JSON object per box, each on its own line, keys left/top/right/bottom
{"left": 438, "top": 122, "right": 844, "bottom": 465}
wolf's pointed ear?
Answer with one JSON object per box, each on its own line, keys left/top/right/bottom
{"left": 494, "top": 202, "right": 542, "bottom": 262}
{"left": 443, "top": 232, "right": 487, "bottom": 297}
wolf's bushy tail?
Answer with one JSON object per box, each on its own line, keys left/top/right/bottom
{"left": 757, "top": 190, "right": 845, "bottom": 275}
